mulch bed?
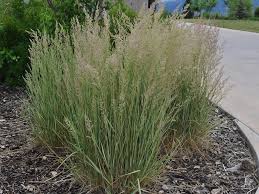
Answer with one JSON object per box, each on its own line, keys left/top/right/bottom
{"left": 0, "top": 84, "right": 258, "bottom": 194}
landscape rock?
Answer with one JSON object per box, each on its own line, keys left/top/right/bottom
{"left": 162, "top": 185, "right": 169, "bottom": 191}
{"left": 211, "top": 188, "right": 221, "bottom": 194}
{"left": 226, "top": 163, "right": 242, "bottom": 172}
{"left": 51, "top": 171, "right": 58, "bottom": 177}
{"left": 22, "top": 184, "right": 35, "bottom": 192}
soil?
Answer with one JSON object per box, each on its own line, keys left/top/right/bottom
{"left": 0, "top": 84, "right": 258, "bottom": 194}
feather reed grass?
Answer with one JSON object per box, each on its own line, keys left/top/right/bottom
{"left": 25, "top": 11, "right": 224, "bottom": 193}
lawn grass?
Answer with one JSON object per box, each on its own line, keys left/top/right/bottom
{"left": 187, "top": 19, "right": 259, "bottom": 33}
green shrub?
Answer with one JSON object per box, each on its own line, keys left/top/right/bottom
{"left": 0, "top": 0, "right": 54, "bottom": 85}
{"left": 47, "top": 0, "right": 106, "bottom": 29}
{"left": 255, "top": 7, "right": 259, "bottom": 17}
{"left": 108, "top": 0, "right": 137, "bottom": 43}
{"left": 0, "top": 0, "right": 116, "bottom": 85}
{"left": 26, "top": 11, "right": 223, "bottom": 193}
{"left": 109, "top": 0, "right": 136, "bottom": 21}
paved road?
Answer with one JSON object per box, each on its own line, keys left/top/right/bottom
{"left": 219, "top": 28, "right": 259, "bottom": 134}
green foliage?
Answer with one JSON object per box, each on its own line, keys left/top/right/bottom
{"left": 47, "top": 0, "right": 107, "bottom": 29}
{"left": 0, "top": 0, "right": 135, "bottom": 85}
{"left": 108, "top": 0, "right": 137, "bottom": 35}
{"left": 0, "top": 0, "right": 54, "bottom": 85}
{"left": 236, "top": 0, "right": 252, "bottom": 19}
{"left": 0, "top": 49, "right": 20, "bottom": 83}
{"left": 204, "top": 0, "right": 218, "bottom": 12}
{"left": 255, "top": 7, "right": 259, "bottom": 17}
{"left": 190, "top": 0, "right": 204, "bottom": 13}
{"left": 26, "top": 11, "right": 223, "bottom": 192}
{"left": 225, "top": 0, "right": 252, "bottom": 19}
{"left": 190, "top": 0, "right": 218, "bottom": 14}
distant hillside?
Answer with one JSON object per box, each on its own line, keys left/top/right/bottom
{"left": 161, "top": 0, "right": 259, "bottom": 15}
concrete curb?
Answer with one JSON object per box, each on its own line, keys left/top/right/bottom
{"left": 234, "top": 120, "right": 259, "bottom": 194}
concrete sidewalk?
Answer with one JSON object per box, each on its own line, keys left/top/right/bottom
{"left": 219, "top": 28, "right": 259, "bottom": 135}
{"left": 218, "top": 27, "right": 259, "bottom": 193}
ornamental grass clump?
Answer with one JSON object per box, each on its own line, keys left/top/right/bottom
{"left": 169, "top": 24, "right": 224, "bottom": 144}
{"left": 26, "top": 28, "right": 76, "bottom": 146}
{"left": 26, "top": 11, "right": 223, "bottom": 193}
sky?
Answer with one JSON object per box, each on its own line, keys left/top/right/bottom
{"left": 160, "top": 0, "right": 259, "bottom": 15}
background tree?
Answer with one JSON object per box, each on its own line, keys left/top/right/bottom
{"left": 236, "top": 0, "right": 248, "bottom": 18}
{"left": 255, "top": 7, "right": 259, "bottom": 17}
{"left": 190, "top": 0, "right": 218, "bottom": 16}
{"left": 190, "top": 0, "right": 204, "bottom": 16}
{"left": 183, "top": 0, "right": 194, "bottom": 18}
{"left": 204, "top": 0, "right": 217, "bottom": 12}
{"left": 225, "top": 0, "right": 252, "bottom": 19}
